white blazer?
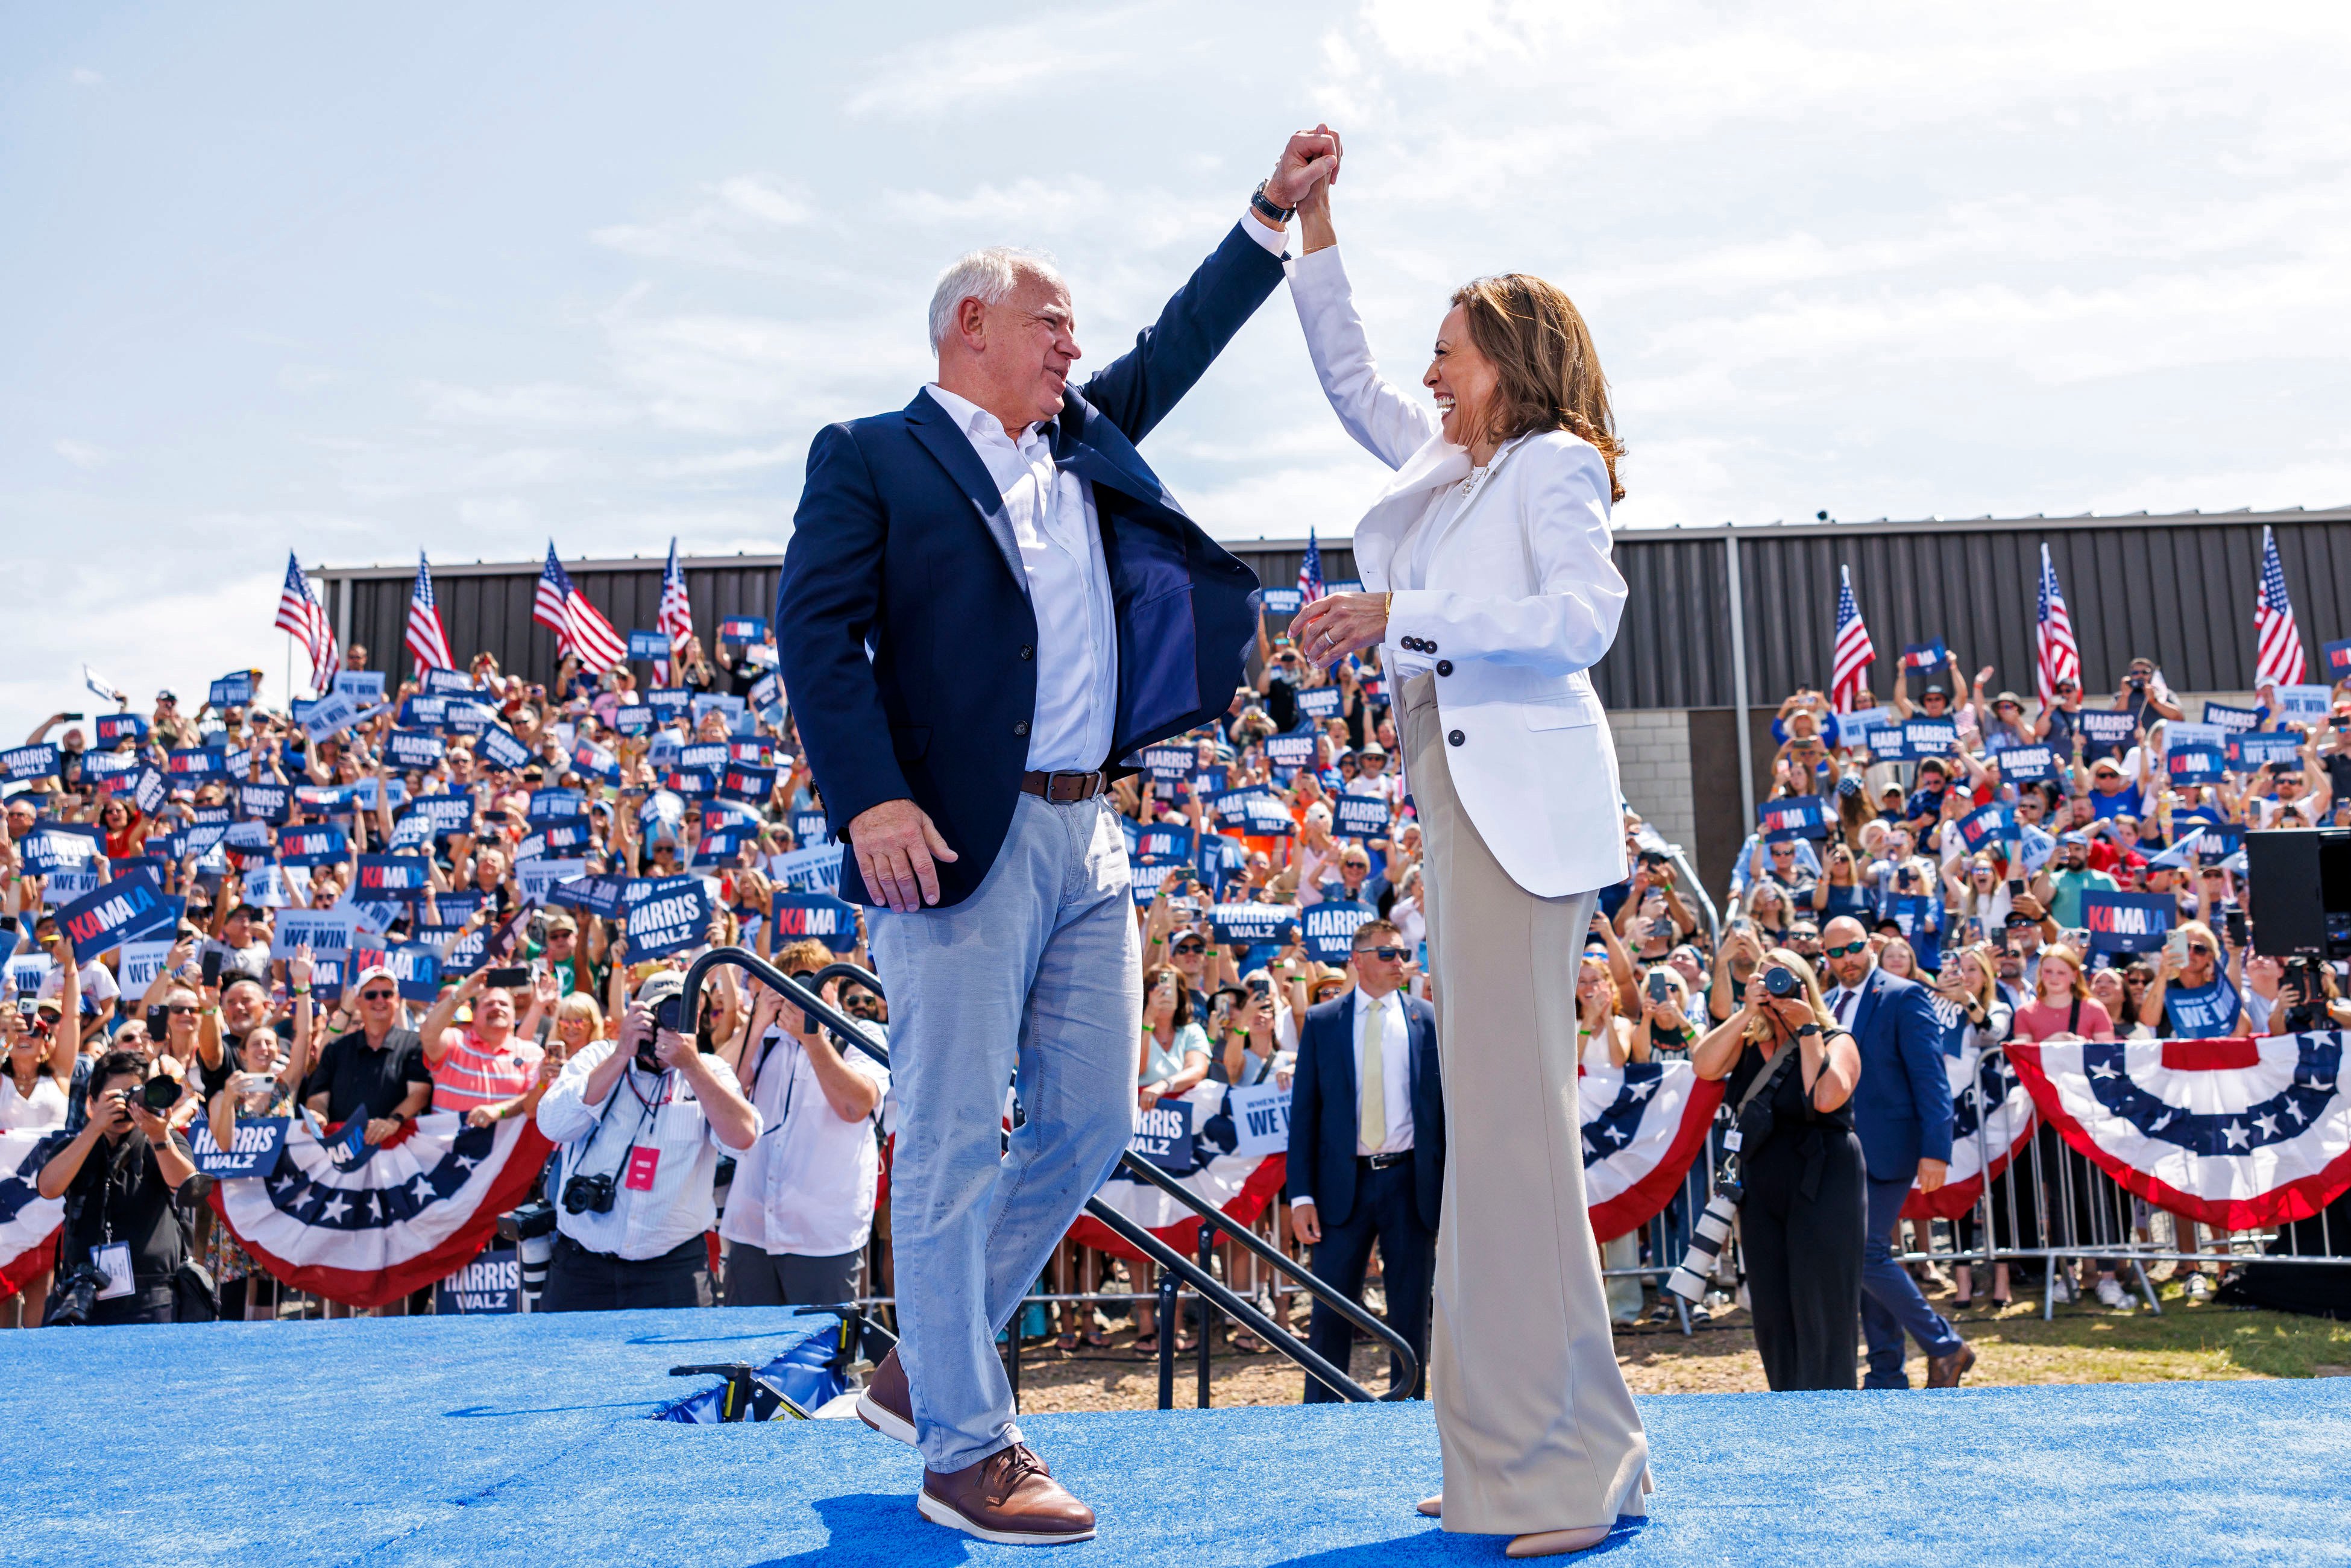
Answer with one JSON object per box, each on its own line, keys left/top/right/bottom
{"left": 1289, "top": 246, "right": 1631, "bottom": 898}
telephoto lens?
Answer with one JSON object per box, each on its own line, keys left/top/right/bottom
{"left": 1665, "top": 1192, "right": 1740, "bottom": 1303}
{"left": 1762, "top": 965, "right": 1799, "bottom": 999}
{"left": 140, "top": 1077, "right": 183, "bottom": 1112}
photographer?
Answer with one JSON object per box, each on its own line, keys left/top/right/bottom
{"left": 37, "top": 1050, "right": 200, "bottom": 1326}
{"left": 535, "top": 971, "right": 760, "bottom": 1311}
{"left": 717, "top": 941, "right": 887, "bottom": 1310}
{"left": 1690, "top": 952, "right": 1863, "bottom": 1390}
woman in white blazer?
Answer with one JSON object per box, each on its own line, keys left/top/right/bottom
{"left": 1285, "top": 175, "right": 1650, "bottom": 1560}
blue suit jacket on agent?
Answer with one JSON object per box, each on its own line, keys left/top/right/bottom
{"left": 1845, "top": 964, "right": 1957, "bottom": 1183}
{"left": 1286, "top": 990, "right": 1444, "bottom": 1233}
{"left": 776, "top": 224, "right": 1279, "bottom": 908}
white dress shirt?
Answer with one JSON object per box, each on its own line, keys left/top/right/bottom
{"left": 536, "top": 1040, "right": 757, "bottom": 1260}
{"left": 1352, "top": 986, "right": 1414, "bottom": 1157}
{"left": 916, "top": 213, "right": 1290, "bottom": 773}
{"left": 720, "top": 1022, "right": 890, "bottom": 1258}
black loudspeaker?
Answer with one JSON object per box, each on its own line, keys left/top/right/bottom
{"left": 2244, "top": 829, "right": 2351, "bottom": 958}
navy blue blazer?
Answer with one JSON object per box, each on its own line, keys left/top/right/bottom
{"left": 1286, "top": 990, "right": 1444, "bottom": 1233}
{"left": 775, "top": 224, "right": 1279, "bottom": 907}
{"left": 1842, "top": 964, "right": 1956, "bottom": 1182}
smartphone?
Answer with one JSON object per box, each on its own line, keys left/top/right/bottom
{"left": 486, "top": 965, "right": 530, "bottom": 988}
{"left": 2225, "top": 908, "right": 2249, "bottom": 948}
{"left": 61, "top": 711, "right": 84, "bottom": 722}
{"left": 1247, "top": 975, "right": 1271, "bottom": 1001}
{"left": 2007, "top": 878, "right": 2025, "bottom": 898}
{"left": 2163, "top": 930, "right": 2190, "bottom": 966}
{"left": 1646, "top": 971, "right": 1670, "bottom": 1003}
{"left": 200, "top": 949, "right": 224, "bottom": 987}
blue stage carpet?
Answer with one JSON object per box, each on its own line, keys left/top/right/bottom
{"left": 7, "top": 1308, "right": 2347, "bottom": 1566}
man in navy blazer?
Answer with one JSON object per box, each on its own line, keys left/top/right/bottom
{"left": 1819, "top": 915, "right": 1972, "bottom": 1390}
{"left": 1287, "top": 921, "right": 1442, "bottom": 1403}
{"left": 783, "top": 130, "right": 1343, "bottom": 1546}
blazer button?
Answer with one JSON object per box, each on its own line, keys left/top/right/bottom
{"left": 1425, "top": 640, "right": 1438, "bottom": 653}
{"left": 1018, "top": 644, "right": 1034, "bottom": 660}
{"left": 1013, "top": 720, "right": 1031, "bottom": 737}
{"left": 1435, "top": 660, "right": 1453, "bottom": 677}
{"left": 1447, "top": 729, "right": 1465, "bottom": 748}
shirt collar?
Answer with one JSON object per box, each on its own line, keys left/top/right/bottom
{"left": 925, "top": 382, "right": 1040, "bottom": 449}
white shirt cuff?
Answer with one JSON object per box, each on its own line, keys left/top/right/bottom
{"left": 1289, "top": 1195, "right": 1314, "bottom": 1206}
{"left": 1242, "top": 209, "right": 1289, "bottom": 257}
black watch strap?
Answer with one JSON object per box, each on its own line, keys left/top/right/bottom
{"left": 1250, "top": 181, "right": 1295, "bottom": 225}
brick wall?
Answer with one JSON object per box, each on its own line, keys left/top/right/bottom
{"left": 1610, "top": 708, "right": 1697, "bottom": 855}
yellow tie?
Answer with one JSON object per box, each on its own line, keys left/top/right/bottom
{"left": 1359, "top": 997, "right": 1387, "bottom": 1153}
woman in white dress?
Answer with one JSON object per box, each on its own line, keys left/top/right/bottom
{"left": 1285, "top": 157, "right": 1649, "bottom": 1557}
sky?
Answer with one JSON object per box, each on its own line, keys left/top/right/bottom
{"left": 5, "top": 1, "right": 2350, "bottom": 740}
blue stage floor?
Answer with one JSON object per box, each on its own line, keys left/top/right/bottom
{"left": 8, "top": 1308, "right": 2347, "bottom": 1566}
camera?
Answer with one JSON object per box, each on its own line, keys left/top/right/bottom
{"left": 2128, "top": 673, "right": 2148, "bottom": 691}
{"left": 1664, "top": 1191, "right": 1740, "bottom": 1304}
{"left": 1761, "top": 965, "right": 1800, "bottom": 999}
{"left": 561, "top": 1173, "right": 617, "bottom": 1215}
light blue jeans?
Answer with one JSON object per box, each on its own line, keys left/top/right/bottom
{"left": 867, "top": 793, "right": 1139, "bottom": 1473}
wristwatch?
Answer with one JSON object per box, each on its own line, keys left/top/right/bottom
{"left": 1250, "top": 180, "right": 1295, "bottom": 225}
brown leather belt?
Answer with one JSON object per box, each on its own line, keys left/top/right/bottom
{"left": 1021, "top": 769, "right": 1107, "bottom": 803}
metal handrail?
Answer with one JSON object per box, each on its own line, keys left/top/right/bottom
{"left": 675, "top": 945, "right": 1421, "bottom": 1402}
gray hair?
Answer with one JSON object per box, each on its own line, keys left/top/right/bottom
{"left": 927, "top": 246, "right": 1063, "bottom": 354}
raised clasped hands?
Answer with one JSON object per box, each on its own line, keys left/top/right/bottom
{"left": 1265, "top": 125, "right": 1343, "bottom": 212}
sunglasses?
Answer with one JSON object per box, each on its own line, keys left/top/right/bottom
{"left": 1823, "top": 939, "right": 1869, "bottom": 959}
{"left": 358, "top": 989, "right": 396, "bottom": 1001}
{"left": 165, "top": 1004, "right": 200, "bottom": 1016}
{"left": 1171, "top": 941, "right": 1206, "bottom": 955}
{"left": 1355, "top": 946, "right": 1411, "bottom": 962}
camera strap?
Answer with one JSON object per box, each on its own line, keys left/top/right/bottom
{"left": 567, "top": 1062, "right": 658, "bottom": 1189}
{"left": 1715, "top": 1035, "right": 1805, "bottom": 1191}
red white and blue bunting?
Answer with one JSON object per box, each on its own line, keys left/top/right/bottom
{"left": 1066, "top": 1082, "right": 1286, "bottom": 1265}
{"left": 1580, "top": 1056, "right": 1725, "bottom": 1242}
{"left": 210, "top": 1112, "right": 552, "bottom": 1308}
{"left": 0, "top": 1128, "right": 65, "bottom": 1300}
{"left": 2010, "top": 1033, "right": 2351, "bottom": 1230}
{"left": 1905, "top": 1037, "right": 2038, "bottom": 1222}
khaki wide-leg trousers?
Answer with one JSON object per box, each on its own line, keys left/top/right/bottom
{"left": 1400, "top": 673, "right": 1652, "bottom": 1535}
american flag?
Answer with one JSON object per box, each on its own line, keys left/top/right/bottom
{"left": 654, "top": 536, "right": 694, "bottom": 685}
{"left": 1829, "top": 565, "right": 1874, "bottom": 713}
{"left": 2034, "top": 543, "right": 2081, "bottom": 705}
{"left": 273, "top": 552, "right": 339, "bottom": 695}
{"left": 404, "top": 552, "right": 454, "bottom": 672}
{"left": 1298, "top": 528, "right": 1326, "bottom": 602}
{"left": 2255, "top": 524, "right": 2306, "bottom": 687}
{"left": 532, "top": 542, "right": 629, "bottom": 671}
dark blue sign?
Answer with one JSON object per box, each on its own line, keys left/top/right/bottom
{"left": 1954, "top": 802, "right": 2013, "bottom": 855}
{"left": 1129, "top": 1097, "right": 1195, "bottom": 1169}
{"left": 1303, "top": 899, "right": 1375, "bottom": 963}
{"left": 2083, "top": 889, "right": 2175, "bottom": 956}
{"left": 410, "top": 792, "right": 476, "bottom": 836}
{"left": 280, "top": 824, "right": 350, "bottom": 867}
{"left": 57, "top": 869, "right": 169, "bottom": 963}
{"left": 769, "top": 892, "right": 858, "bottom": 953}
{"left": 1208, "top": 903, "right": 1295, "bottom": 947}
{"left": 547, "top": 874, "right": 627, "bottom": 919}
{"left": 611, "top": 703, "right": 654, "bottom": 736}
{"left": 526, "top": 788, "right": 585, "bottom": 825}
{"left": 96, "top": 713, "right": 146, "bottom": 744}
{"left": 387, "top": 729, "right": 445, "bottom": 770}
{"left": 624, "top": 875, "right": 713, "bottom": 957}
{"left": 2202, "top": 702, "right": 2261, "bottom": 734}
{"left": 720, "top": 764, "right": 775, "bottom": 805}
{"left": 238, "top": 782, "right": 291, "bottom": 823}
{"left": 790, "top": 809, "right": 833, "bottom": 850}
{"left": 1902, "top": 640, "right": 1948, "bottom": 672}
{"left": 1, "top": 744, "right": 60, "bottom": 782}
{"left": 646, "top": 688, "right": 690, "bottom": 723}
{"left": 2325, "top": 641, "right": 2351, "bottom": 683}
{"left": 1997, "top": 745, "right": 2056, "bottom": 784}
{"left": 1333, "top": 794, "right": 1390, "bottom": 839}
{"left": 354, "top": 854, "right": 430, "bottom": 898}
{"left": 2167, "top": 745, "right": 2226, "bottom": 787}
{"left": 387, "top": 940, "right": 442, "bottom": 1003}
{"left": 2230, "top": 732, "right": 2303, "bottom": 770}
{"left": 209, "top": 671, "right": 256, "bottom": 708}
{"left": 19, "top": 822, "right": 102, "bottom": 875}
{"left": 400, "top": 695, "right": 448, "bottom": 729}
{"left": 1758, "top": 795, "right": 1830, "bottom": 840}
{"left": 477, "top": 725, "right": 532, "bottom": 772}
{"left": 186, "top": 1116, "right": 289, "bottom": 1179}
{"left": 719, "top": 616, "right": 767, "bottom": 644}
{"left": 2077, "top": 710, "right": 2139, "bottom": 750}
{"left": 436, "top": 1245, "right": 519, "bottom": 1314}
{"left": 1295, "top": 687, "right": 1342, "bottom": 722}
{"left": 421, "top": 668, "right": 478, "bottom": 696}
{"left": 1902, "top": 719, "right": 1959, "bottom": 758}
{"left": 628, "top": 630, "right": 670, "bottom": 661}
{"left": 1135, "top": 823, "right": 1193, "bottom": 866}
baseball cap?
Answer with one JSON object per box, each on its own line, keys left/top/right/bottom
{"left": 352, "top": 964, "right": 398, "bottom": 990}
{"left": 637, "top": 971, "right": 687, "bottom": 1013}
{"left": 2091, "top": 759, "right": 2122, "bottom": 776}
{"left": 1994, "top": 691, "right": 2024, "bottom": 708}
{"left": 2060, "top": 831, "right": 2089, "bottom": 846}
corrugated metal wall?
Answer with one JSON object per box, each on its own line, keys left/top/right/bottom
{"left": 318, "top": 507, "right": 2351, "bottom": 707}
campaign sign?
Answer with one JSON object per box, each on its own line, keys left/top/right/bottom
{"left": 442, "top": 701, "right": 496, "bottom": 738}
{"left": 666, "top": 769, "right": 717, "bottom": 799}
{"left": 2324, "top": 641, "right": 2351, "bottom": 683}
{"left": 690, "top": 694, "right": 747, "bottom": 726}
{"left": 1303, "top": 899, "right": 1376, "bottom": 963}
{"left": 408, "top": 792, "right": 475, "bottom": 837}
{"left": 1143, "top": 744, "right": 1194, "bottom": 782}
{"left": 169, "top": 747, "right": 230, "bottom": 783}
{"left": 280, "top": 823, "right": 348, "bottom": 867}
{"left": 1128, "top": 1097, "right": 1195, "bottom": 1171}
{"left": 646, "top": 688, "right": 691, "bottom": 724}
{"left": 2230, "top": 732, "right": 2303, "bottom": 770}
{"left": 526, "top": 788, "right": 585, "bottom": 826}
{"left": 209, "top": 670, "right": 256, "bottom": 708}
{"left": 19, "top": 823, "right": 101, "bottom": 875}
{"left": 719, "top": 616, "right": 767, "bottom": 644}
{"left": 1265, "top": 734, "right": 1316, "bottom": 773}
{"left": 515, "top": 858, "right": 589, "bottom": 908}
{"left": 226, "top": 821, "right": 274, "bottom": 858}
{"left": 1260, "top": 586, "right": 1304, "bottom": 617}
{"left": 1, "top": 744, "right": 59, "bottom": 782}
{"left": 1295, "top": 687, "right": 1343, "bottom": 722}
{"left": 355, "top": 854, "right": 430, "bottom": 899}
{"left": 679, "top": 743, "right": 731, "bottom": 773}
{"left": 242, "top": 863, "right": 297, "bottom": 909}
{"left": 645, "top": 735, "right": 683, "bottom": 776}
{"left": 272, "top": 907, "right": 357, "bottom": 963}
{"left": 400, "top": 695, "right": 448, "bottom": 731}
{"left": 2077, "top": 710, "right": 2139, "bottom": 749}
{"left": 436, "top": 1245, "right": 520, "bottom": 1314}
{"left": 749, "top": 672, "right": 785, "bottom": 728}
{"left": 384, "top": 729, "right": 443, "bottom": 771}
{"left": 122, "top": 764, "right": 166, "bottom": 815}
{"left": 1890, "top": 893, "right": 1941, "bottom": 970}
{"left": 2083, "top": 889, "right": 2174, "bottom": 956}
{"left": 386, "top": 941, "right": 443, "bottom": 1003}
{"left": 518, "top": 823, "right": 592, "bottom": 862}
{"left": 790, "top": 810, "right": 834, "bottom": 851}
{"left": 728, "top": 738, "right": 773, "bottom": 766}
{"left": 1326, "top": 793, "right": 1385, "bottom": 840}
{"left": 611, "top": 702, "right": 653, "bottom": 736}
{"left": 1902, "top": 718, "right": 1960, "bottom": 758}
{"left": 2195, "top": 823, "right": 2246, "bottom": 864}
{"left": 1226, "top": 1082, "right": 1292, "bottom": 1160}
{"left": 237, "top": 781, "right": 291, "bottom": 823}
{"left": 331, "top": 670, "right": 386, "bottom": 705}
{"left": 768, "top": 844, "right": 842, "bottom": 896}
{"left": 2167, "top": 745, "right": 2227, "bottom": 787}
{"left": 187, "top": 1117, "right": 288, "bottom": 1180}
{"left": 720, "top": 764, "right": 775, "bottom": 805}
{"left": 2202, "top": 702, "right": 2262, "bottom": 734}
{"left": 1757, "top": 795, "right": 1830, "bottom": 841}
{"left": 57, "top": 869, "right": 168, "bottom": 963}
{"left": 300, "top": 691, "right": 361, "bottom": 742}
{"left": 96, "top": 713, "right": 146, "bottom": 744}
{"left": 770, "top": 892, "right": 858, "bottom": 952}
{"left": 1955, "top": 802, "right": 2013, "bottom": 855}
{"left": 628, "top": 629, "right": 670, "bottom": 661}
{"left": 1902, "top": 640, "right": 1948, "bottom": 672}
{"left": 185, "top": 805, "right": 233, "bottom": 853}
{"left": 623, "top": 875, "right": 711, "bottom": 957}
{"left": 1997, "top": 745, "right": 2056, "bottom": 784}
{"left": 2276, "top": 684, "right": 2332, "bottom": 722}
{"left": 476, "top": 725, "right": 533, "bottom": 772}
{"left": 422, "top": 668, "right": 478, "bottom": 696}
{"left": 1209, "top": 903, "right": 1294, "bottom": 946}
{"left": 1135, "top": 822, "right": 1194, "bottom": 867}
{"left": 118, "top": 939, "right": 176, "bottom": 995}
{"left": 547, "top": 874, "right": 628, "bottom": 919}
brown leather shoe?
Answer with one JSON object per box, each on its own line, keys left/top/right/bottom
{"left": 919, "top": 1443, "right": 1097, "bottom": 1545}
{"left": 855, "top": 1346, "right": 917, "bottom": 1447}
{"left": 1926, "top": 1341, "right": 1976, "bottom": 1389}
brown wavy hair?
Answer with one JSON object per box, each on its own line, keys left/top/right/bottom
{"left": 1450, "top": 273, "right": 1625, "bottom": 502}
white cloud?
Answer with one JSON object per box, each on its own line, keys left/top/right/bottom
{"left": 843, "top": 6, "right": 1166, "bottom": 119}
{"left": 52, "top": 438, "right": 112, "bottom": 468}
{"left": 420, "top": 381, "right": 637, "bottom": 428}
{"left": 69, "top": 67, "right": 101, "bottom": 87}
{"left": 592, "top": 174, "right": 822, "bottom": 272}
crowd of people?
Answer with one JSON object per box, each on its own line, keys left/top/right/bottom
{"left": 2, "top": 615, "right": 2341, "bottom": 1391}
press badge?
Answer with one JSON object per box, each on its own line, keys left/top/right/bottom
{"left": 92, "top": 1242, "right": 134, "bottom": 1301}
{"left": 1721, "top": 1128, "right": 1744, "bottom": 1153}
{"left": 623, "top": 1146, "right": 662, "bottom": 1191}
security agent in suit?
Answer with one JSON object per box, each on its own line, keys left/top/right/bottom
{"left": 1818, "top": 916, "right": 1974, "bottom": 1389}
{"left": 1287, "top": 920, "right": 1441, "bottom": 1402}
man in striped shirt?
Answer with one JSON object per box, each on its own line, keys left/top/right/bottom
{"left": 420, "top": 969, "right": 548, "bottom": 1127}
